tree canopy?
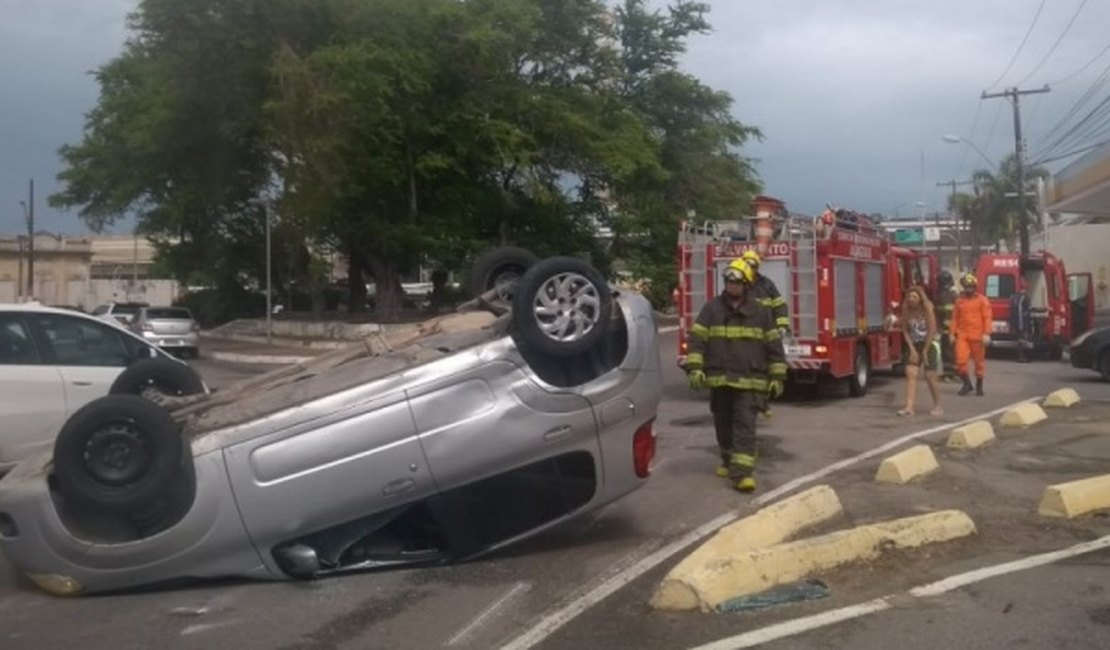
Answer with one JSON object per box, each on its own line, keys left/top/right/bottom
{"left": 51, "top": 0, "right": 762, "bottom": 320}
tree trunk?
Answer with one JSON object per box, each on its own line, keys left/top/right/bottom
{"left": 367, "top": 252, "right": 402, "bottom": 322}
{"left": 346, "top": 250, "right": 367, "bottom": 314}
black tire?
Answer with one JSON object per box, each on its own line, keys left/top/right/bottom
{"left": 53, "top": 395, "right": 185, "bottom": 514}
{"left": 467, "top": 246, "right": 540, "bottom": 303}
{"left": 512, "top": 256, "right": 613, "bottom": 357}
{"left": 848, "top": 343, "right": 870, "bottom": 397}
{"left": 110, "top": 358, "right": 205, "bottom": 401}
{"left": 1099, "top": 349, "right": 1110, "bottom": 382}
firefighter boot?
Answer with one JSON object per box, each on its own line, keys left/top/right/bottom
{"left": 715, "top": 452, "right": 729, "bottom": 478}
{"left": 976, "top": 377, "right": 984, "bottom": 397}
{"left": 728, "top": 453, "right": 757, "bottom": 493}
{"left": 958, "top": 374, "right": 974, "bottom": 397}
{"left": 735, "top": 476, "right": 756, "bottom": 493}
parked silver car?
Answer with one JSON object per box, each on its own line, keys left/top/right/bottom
{"left": 0, "top": 255, "right": 661, "bottom": 596}
{"left": 130, "top": 306, "right": 201, "bottom": 358}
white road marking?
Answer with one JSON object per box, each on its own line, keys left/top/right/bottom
{"left": 447, "top": 582, "right": 532, "bottom": 646}
{"left": 497, "top": 515, "right": 737, "bottom": 650}
{"left": 688, "top": 534, "right": 1110, "bottom": 650}
{"left": 496, "top": 396, "right": 1042, "bottom": 650}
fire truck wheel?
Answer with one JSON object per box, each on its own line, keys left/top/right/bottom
{"left": 848, "top": 344, "right": 870, "bottom": 397}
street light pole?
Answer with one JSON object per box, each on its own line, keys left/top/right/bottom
{"left": 265, "top": 200, "right": 272, "bottom": 346}
{"left": 942, "top": 135, "right": 994, "bottom": 169}
{"left": 19, "top": 179, "right": 34, "bottom": 299}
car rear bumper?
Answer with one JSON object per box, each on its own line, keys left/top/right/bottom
{"left": 141, "top": 331, "right": 200, "bottom": 349}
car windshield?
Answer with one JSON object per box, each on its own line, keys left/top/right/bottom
{"left": 114, "top": 304, "right": 142, "bottom": 316}
{"left": 145, "top": 308, "right": 192, "bottom": 320}
{"left": 984, "top": 274, "right": 1015, "bottom": 299}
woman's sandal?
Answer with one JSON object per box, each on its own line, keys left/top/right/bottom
{"left": 897, "top": 408, "right": 914, "bottom": 417}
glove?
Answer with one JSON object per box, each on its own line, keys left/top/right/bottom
{"left": 982, "top": 335, "right": 991, "bottom": 346}
{"left": 779, "top": 328, "right": 790, "bottom": 339}
{"left": 687, "top": 369, "right": 706, "bottom": 390}
{"left": 768, "top": 379, "right": 784, "bottom": 399}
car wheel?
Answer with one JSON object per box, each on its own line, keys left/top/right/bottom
{"left": 512, "top": 256, "right": 612, "bottom": 357}
{"left": 53, "top": 395, "right": 186, "bottom": 514}
{"left": 848, "top": 343, "right": 870, "bottom": 397}
{"left": 467, "top": 246, "right": 540, "bottom": 305}
{"left": 110, "top": 358, "right": 205, "bottom": 405}
{"left": 1099, "top": 349, "right": 1110, "bottom": 382}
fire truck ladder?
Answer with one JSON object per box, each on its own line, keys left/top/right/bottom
{"left": 789, "top": 217, "right": 819, "bottom": 340}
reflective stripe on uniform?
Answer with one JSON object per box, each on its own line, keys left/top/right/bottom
{"left": 757, "top": 296, "right": 787, "bottom": 309}
{"left": 685, "top": 352, "right": 704, "bottom": 368}
{"left": 706, "top": 325, "right": 766, "bottom": 340}
{"left": 729, "top": 452, "right": 756, "bottom": 468}
{"left": 704, "top": 375, "right": 770, "bottom": 391}
{"left": 775, "top": 316, "right": 790, "bottom": 328}
{"left": 765, "top": 328, "right": 782, "bottom": 342}
{"left": 769, "top": 362, "right": 787, "bottom": 378}
{"left": 690, "top": 323, "right": 709, "bottom": 340}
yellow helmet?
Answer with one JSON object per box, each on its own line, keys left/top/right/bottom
{"left": 724, "top": 258, "right": 755, "bottom": 285}
{"left": 740, "top": 249, "right": 762, "bottom": 269}
{"left": 959, "top": 272, "right": 978, "bottom": 288}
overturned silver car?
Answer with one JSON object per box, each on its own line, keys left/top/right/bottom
{"left": 0, "top": 255, "right": 661, "bottom": 595}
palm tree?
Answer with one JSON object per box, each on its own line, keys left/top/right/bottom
{"left": 968, "top": 154, "right": 1049, "bottom": 254}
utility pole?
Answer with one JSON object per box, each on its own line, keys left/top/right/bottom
{"left": 20, "top": 179, "right": 34, "bottom": 299}
{"left": 981, "top": 85, "right": 1050, "bottom": 257}
{"left": 936, "top": 179, "right": 974, "bottom": 271}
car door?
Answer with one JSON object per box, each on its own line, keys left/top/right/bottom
{"left": 0, "top": 313, "right": 66, "bottom": 468}
{"left": 27, "top": 313, "right": 140, "bottom": 416}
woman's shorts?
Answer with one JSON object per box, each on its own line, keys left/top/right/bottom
{"left": 910, "top": 341, "right": 941, "bottom": 372}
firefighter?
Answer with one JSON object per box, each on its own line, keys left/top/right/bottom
{"left": 740, "top": 250, "right": 791, "bottom": 333}
{"left": 934, "top": 271, "right": 959, "bottom": 381}
{"left": 1009, "top": 280, "right": 1032, "bottom": 363}
{"left": 950, "top": 273, "right": 993, "bottom": 396}
{"left": 685, "top": 258, "right": 787, "bottom": 493}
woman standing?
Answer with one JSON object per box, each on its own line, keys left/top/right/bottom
{"left": 898, "top": 285, "right": 944, "bottom": 416}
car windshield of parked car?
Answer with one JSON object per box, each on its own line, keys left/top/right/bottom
{"left": 32, "top": 314, "right": 136, "bottom": 367}
{"left": 113, "top": 304, "right": 142, "bottom": 317}
{"left": 0, "top": 315, "right": 40, "bottom": 365}
{"left": 146, "top": 308, "right": 192, "bottom": 320}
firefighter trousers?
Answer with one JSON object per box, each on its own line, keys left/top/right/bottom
{"left": 710, "top": 387, "right": 759, "bottom": 478}
{"left": 954, "top": 337, "right": 986, "bottom": 379}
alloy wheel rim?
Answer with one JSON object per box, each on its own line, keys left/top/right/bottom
{"left": 532, "top": 272, "right": 601, "bottom": 342}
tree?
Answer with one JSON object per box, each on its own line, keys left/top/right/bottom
{"left": 969, "top": 154, "right": 1049, "bottom": 254}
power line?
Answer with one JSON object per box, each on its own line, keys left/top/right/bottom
{"left": 1016, "top": 0, "right": 1089, "bottom": 86}
{"left": 1047, "top": 38, "right": 1110, "bottom": 86}
{"left": 986, "top": 0, "right": 1047, "bottom": 91}
{"left": 1033, "top": 137, "right": 1110, "bottom": 165}
{"left": 1034, "top": 58, "right": 1110, "bottom": 153}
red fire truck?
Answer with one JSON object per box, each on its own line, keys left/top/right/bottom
{"left": 676, "top": 196, "right": 935, "bottom": 396}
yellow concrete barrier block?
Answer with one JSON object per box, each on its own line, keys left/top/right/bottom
{"left": 685, "top": 510, "right": 977, "bottom": 611}
{"left": 875, "top": 444, "right": 939, "bottom": 484}
{"left": 1043, "top": 388, "right": 1081, "bottom": 409}
{"left": 650, "top": 485, "right": 843, "bottom": 612}
{"left": 999, "top": 403, "right": 1048, "bottom": 428}
{"left": 1037, "top": 474, "right": 1110, "bottom": 518}
{"left": 947, "top": 421, "right": 996, "bottom": 449}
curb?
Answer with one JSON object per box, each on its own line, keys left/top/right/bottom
{"left": 1038, "top": 474, "right": 1110, "bottom": 518}
{"left": 875, "top": 445, "right": 939, "bottom": 484}
{"left": 650, "top": 485, "right": 843, "bottom": 612}
{"left": 947, "top": 420, "right": 996, "bottom": 449}
{"left": 999, "top": 403, "right": 1049, "bottom": 428}
{"left": 1043, "top": 388, "right": 1081, "bottom": 408}
{"left": 691, "top": 510, "right": 976, "bottom": 611}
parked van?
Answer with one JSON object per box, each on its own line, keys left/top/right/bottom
{"left": 974, "top": 251, "right": 1094, "bottom": 359}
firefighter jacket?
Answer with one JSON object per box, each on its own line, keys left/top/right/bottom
{"left": 686, "top": 292, "right": 787, "bottom": 392}
{"left": 950, "top": 292, "right": 993, "bottom": 340}
{"left": 935, "top": 286, "right": 958, "bottom": 332}
{"left": 752, "top": 274, "right": 790, "bottom": 330}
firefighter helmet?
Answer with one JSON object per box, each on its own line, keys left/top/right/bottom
{"left": 937, "top": 270, "right": 953, "bottom": 287}
{"left": 959, "top": 272, "right": 978, "bottom": 288}
{"left": 740, "top": 249, "right": 762, "bottom": 269}
{"left": 724, "top": 258, "right": 755, "bottom": 285}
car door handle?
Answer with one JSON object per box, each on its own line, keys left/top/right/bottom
{"left": 381, "top": 478, "right": 416, "bottom": 498}
{"left": 543, "top": 425, "right": 572, "bottom": 442}
{"left": 71, "top": 381, "right": 93, "bottom": 387}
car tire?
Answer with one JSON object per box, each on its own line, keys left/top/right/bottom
{"left": 110, "top": 358, "right": 205, "bottom": 403}
{"left": 512, "top": 256, "right": 612, "bottom": 357}
{"left": 53, "top": 395, "right": 186, "bottom": 514}
{"left": 848, "top": 343, "right": 870, "bottom": 397}
{"left": 467, "top": 246, "right": 540, "bottom": 304}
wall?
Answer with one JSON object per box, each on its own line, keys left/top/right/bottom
{"left": 1031, "top": 223, "right": 1110, "bottom": 310}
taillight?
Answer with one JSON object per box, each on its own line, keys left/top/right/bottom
{"left": 633, "top": 419, "right": 656, "bottom": 478}
{"left": 815, "top": 345, "right": 829, "bottom": 355}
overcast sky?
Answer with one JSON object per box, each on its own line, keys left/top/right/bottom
{"left": 3, "top": 0, "right": 1110, "bottom": 235}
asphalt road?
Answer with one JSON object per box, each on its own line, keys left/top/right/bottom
{"left": 1, "top": 332, "right": 1108, "bottom": 650}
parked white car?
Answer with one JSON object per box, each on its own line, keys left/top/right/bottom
{"left": 0, "top": 303, "right": 206, "bottom": 473}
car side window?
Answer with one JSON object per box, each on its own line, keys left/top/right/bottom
{"left": 33, "top": 314, "right": 133, "bottom": 367}
{"left": 0, "top": 315, "right": 41, "bottom": 365}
